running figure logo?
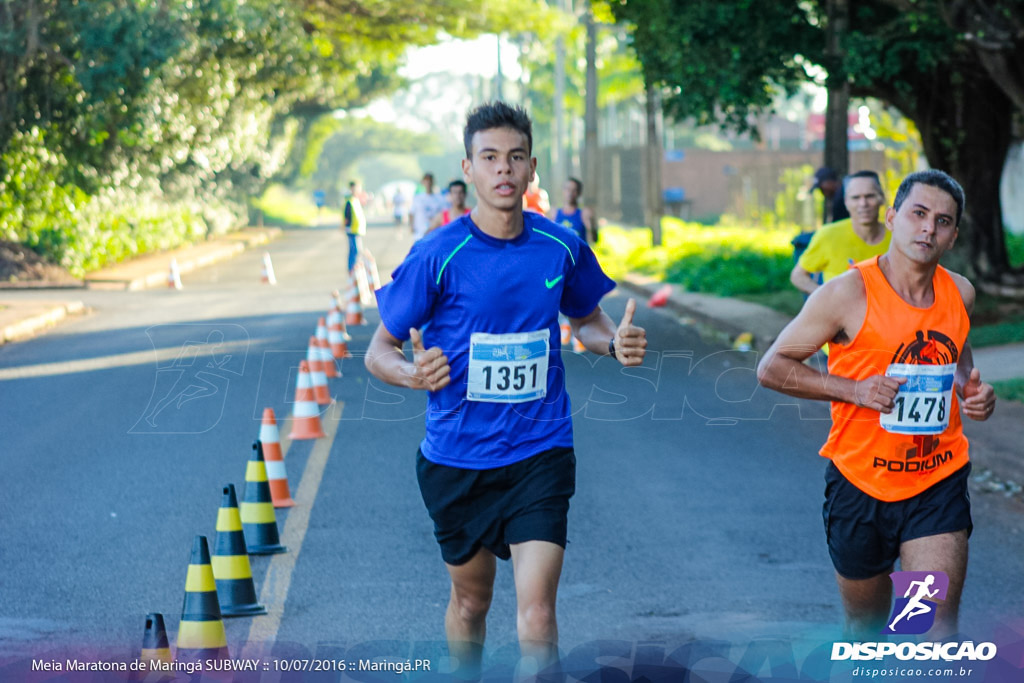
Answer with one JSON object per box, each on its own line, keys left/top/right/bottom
{"left": 131, "top": 324, "right": 248, "bottom": 434}
{"left": 883, "top": 571, "right": 949, "bottom": 634}
{"left": 890, "top": 329, "right": 959, "bottom": 365}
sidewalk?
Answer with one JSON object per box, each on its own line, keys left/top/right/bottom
{"left": 0, "top": 226, "right": 280, "bottom": 344}
{"left": 621, "top": 273, "right": 1024, "bottom": 497}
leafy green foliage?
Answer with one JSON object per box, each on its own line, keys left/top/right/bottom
{"left": 1007, "top": 231, "right": 1024, "bottom": 268}
{"left": 253, "top": 184, "right": 323, "bottom": 228}
{"left": 0, "top": 0, "right": 554, "bottom": 271}
{"left": 303, "top": 116, "right": 441, "bottom": 190}
{"left": 612, "top": 0, "right": 820, "bottom": 133}
{"left": 595, "top": 217, "right": 795, "bottom": 296}
{"left": 613, "top": 0, "right": 1024, "bottom": 283}
{"left": 0, "top": 126, "right": 205, "bottom": 276}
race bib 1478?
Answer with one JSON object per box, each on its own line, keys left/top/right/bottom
{"left": 880, "top": 363, "right": 957, "bottom": 435}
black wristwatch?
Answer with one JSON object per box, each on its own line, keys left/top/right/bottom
{"left": 608, "top": 337, "right": 616, "bottom": 357}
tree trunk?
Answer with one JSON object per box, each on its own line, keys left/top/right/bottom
{"left": 583, "top": 2, "right": 600, "bottom": 228}
{"left": 824, "top": 0, "right": 850, "bottom": 178}
{"left": 644, "top": 82, "right": 664, "bottom": 244}
{"left": 905, "top": 64, "right": 1021, "bottom": 292}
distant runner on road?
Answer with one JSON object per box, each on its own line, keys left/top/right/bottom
{"left": 365, "top": 101, "right": 647, "bottom": 678}
{"left": 551, "top": 177, "right": 594, "bottom": 244}
{"left": 428, "top": 179, "right": 472, "bottom": 233}
{"left": 757, "top": 169, "right": 996, "bottom": 639}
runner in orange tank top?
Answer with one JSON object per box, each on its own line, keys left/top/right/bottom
{"left": 757, "top": 170, "right": 996, "bottom": 640}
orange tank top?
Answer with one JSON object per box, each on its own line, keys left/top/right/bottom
{"left": 821, "top": 256, "right": 970, "bottom": 502}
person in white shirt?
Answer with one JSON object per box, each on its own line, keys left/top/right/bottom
{"left": 409, "top": 173, "right": 445, "bottom": 241}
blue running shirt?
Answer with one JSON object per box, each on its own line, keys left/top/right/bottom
{"left": 554, "top": 207, "right": 587, "bottom": 242}
{"left": 375, "top": 212, "right": 616, "bottom": 469}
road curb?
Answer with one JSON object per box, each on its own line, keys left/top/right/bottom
{"left": 84, "top": 226, "right": 282, "bottom": 291}
{"left": 1, "top": 301, "right": 88, "bottom": 344}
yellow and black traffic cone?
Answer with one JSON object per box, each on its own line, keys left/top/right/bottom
{"left": 212, "top": 484, "right": 267, "bottom": 616}
{"left": 241, "top": 441, "right": 287, "bottom": 555}
{"left": 176, "top": 535, "right": 229, "bottom": 663}
{"left": 139, "top": 612, "right": 172, "bottom": 668}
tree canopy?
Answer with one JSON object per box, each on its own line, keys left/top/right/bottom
{"left": 613, "top": 0, "right": 1024, "bottom": 288}
{"left": 0, "top": 0, "right": 556, "bottom": 272}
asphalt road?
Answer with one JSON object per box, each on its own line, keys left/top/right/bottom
{"left": 1, "top": 218, "right": 1022, "bottom": 680}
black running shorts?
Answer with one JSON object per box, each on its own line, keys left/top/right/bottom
{"left": 822, "top": 460, "right": 973, "bottom": 579}
{"left": 416, "top": 446, "right": 576, "bottom": 566}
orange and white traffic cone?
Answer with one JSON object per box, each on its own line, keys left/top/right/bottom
{"left": 288, "top": 361, "right": 326, "bottom": 440}
{"left": 327, "top": 306, "right": 352, "bottom": 359}
{"left": 353, "top": 260, "right": 373, "bottom": 306}
{"left": 168, "top": 259, "right": 183, "bottom": 290}
{"left": 360, "top": 250, "right": 382, "bottom": 291}
{"left": 345, "top": 274, "right": 365, "bottom": 326}
{"left": 258, "top": 408, "right": 284, "bottom": 463}
{"left": 261, "top": 252, "right": 277, "bottom": 285}
{"left": 331, "top": 289, "right": 345, "bottom": 312}
{"left": 262, "top": 433, "right": 294, "bottom": 508}
{"left": 306, "top": 336, "right": 331, "bottom": 405}
{"left": 559, "top": 318, "right": 572, "bottom": 347}
{"left": 318, "top": 335, "right": 339, "bottom": 380}
{"left": 573, "top": 334, "right": 587, "bottom": 353}
{"left": 315, "top": 317, "right": 339, "bottom": 378}
{"left": 648, "top": 283, "right": 672, "bottom": 308}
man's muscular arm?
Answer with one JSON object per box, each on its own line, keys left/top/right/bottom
{"left": 757, "top": 271, "right": 906, "bottom": 412}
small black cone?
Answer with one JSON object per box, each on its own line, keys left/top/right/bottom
{"left": 136, "top": 612, "right": 173, "bottom": 680}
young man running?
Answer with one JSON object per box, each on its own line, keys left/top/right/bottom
{"left": 366, "top": 102, "right": 646, "bottom": 676}
{"left": 551, "top": 177, "right": 594, "bottom": 244}
{"left": 428, "top": 179, "right": 472, "bottom": 233}
{"left": 758, "top": 170, "right": 996, "bottom": 639}
{"left": 410, "top": 172, "right": 445, "bottom": 241}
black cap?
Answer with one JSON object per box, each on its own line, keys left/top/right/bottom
{"left": 811, "top": 166, "right": 838, "bottom": 189}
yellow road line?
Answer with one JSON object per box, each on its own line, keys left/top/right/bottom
{"left": 245, "top": 403, "right": 341, "bottom": 650}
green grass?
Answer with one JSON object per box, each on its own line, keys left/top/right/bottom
{"left": 1007, "top": 230, "right": 1024, "bottom": 267}
{"left": 969, "top": 317, "right": 1024, "bottom": 347}
{"left": 595, "top": 216, "right": 796, "bottom": 297}
{"left": 252, "top": 184, "right": 322, "bottom": 227}
{"left": 992, "top": 378, "right": 1024, "bottom": 404}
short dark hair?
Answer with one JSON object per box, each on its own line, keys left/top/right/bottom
{"left": 892, "top": 170, "right": 965, "bottom": 226}
{"left": 448, "top": 180, "right": 467, "bottom": 192}
{"left": 568, "top": 177, "right": 583, "bottom": 195}
{"left": 463, "top": 101, "right": 533, "bottom": 158}
{"left": 422, "top": 173, "right": 434, "bottom": 183}
{"left": 843, "top": 170, "right": 883, "bottom": 194}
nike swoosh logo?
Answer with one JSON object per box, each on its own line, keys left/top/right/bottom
{"left": 545, "top": 275, "right": 564, "bottom": 289}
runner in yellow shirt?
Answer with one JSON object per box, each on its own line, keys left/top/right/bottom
{"left": 791, "top": 170, "right": 891, "bottom": 294}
